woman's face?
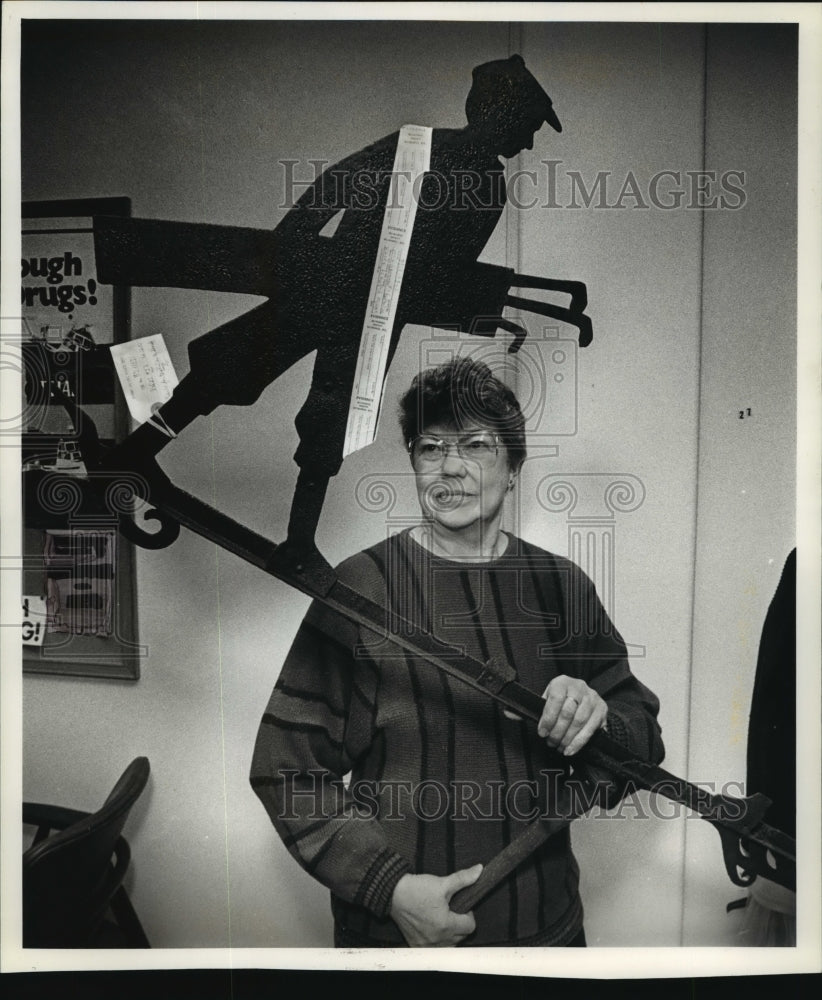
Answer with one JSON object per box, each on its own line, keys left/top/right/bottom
{"left": 410, "top": 422, "right": 513, "bottom": 536}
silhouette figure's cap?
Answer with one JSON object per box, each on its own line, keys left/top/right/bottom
{"left": 470, "top": 54, "right": 562, "bottom": 133}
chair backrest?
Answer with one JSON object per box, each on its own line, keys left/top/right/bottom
{"left": 23, "top": 756, "right": 150, "bottom": 947}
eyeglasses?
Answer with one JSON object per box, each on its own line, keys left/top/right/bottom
{"left": 408, "top": 431, "right": 500, "bottom": 468}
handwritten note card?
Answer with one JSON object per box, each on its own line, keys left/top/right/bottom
{"left": 110, "top": 334, "right": 179, "bottom": 425}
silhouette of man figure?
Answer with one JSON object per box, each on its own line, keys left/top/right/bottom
{"left": 94, "top": 55, "right": 582, "bottom": 563}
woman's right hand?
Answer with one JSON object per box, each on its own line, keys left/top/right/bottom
{"left": 389, "top": 864, "right": 482, "bottom": 947}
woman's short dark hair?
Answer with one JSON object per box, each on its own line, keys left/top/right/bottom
{"left": 398, "top": 357, "right": 526, "bottom": 471}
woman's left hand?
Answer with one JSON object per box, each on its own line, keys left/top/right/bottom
{"left": 538, "top": 676, "right": 608, "bottom": 756}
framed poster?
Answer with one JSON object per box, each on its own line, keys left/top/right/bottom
{"left": 21, "top": 197, "right": 140, "bottom": 679}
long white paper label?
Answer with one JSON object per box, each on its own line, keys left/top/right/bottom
{"left": 110, "top": 334, "right": 179, "bottom": 425}
{"left": 343, "top": 124, "right": 432, "bottom": 457}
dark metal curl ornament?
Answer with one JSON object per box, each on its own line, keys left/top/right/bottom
{"left": 99, "top": 469, "right": 182, "bottom": 549}
{"left": 116, "top": 505, "right": 181, "bottom": 549}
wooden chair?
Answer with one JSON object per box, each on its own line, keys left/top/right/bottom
{"left": 23, "top": 756, "right": 151, "bottom": 947}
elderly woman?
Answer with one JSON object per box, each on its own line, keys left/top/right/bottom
{"left": 251, "top": 357, "right": 663, "bottom": 948}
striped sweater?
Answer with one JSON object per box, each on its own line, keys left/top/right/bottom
{"left": 250, "top": 529, "right": 664, "bottom": 946}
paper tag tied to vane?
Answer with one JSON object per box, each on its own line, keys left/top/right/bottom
{"left": 110, "top": 334, "right": 179, "bottom": 428}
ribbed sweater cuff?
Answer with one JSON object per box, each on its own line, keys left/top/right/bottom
{"left": 354, "top": 849, "right": 413, "bottom": 919}
{"left": 604, "top": 708, "right": 632, "bottom": 750}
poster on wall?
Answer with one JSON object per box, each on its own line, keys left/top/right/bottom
{"left": 20, "top": 199, "right": 139, "bottom": 679}
{"left": 0, "top": 0, "right": 820, "bottom": 984}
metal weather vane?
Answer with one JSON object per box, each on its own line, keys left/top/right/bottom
{"left": 22, "top": 54, "right": 795, "bottom": 910}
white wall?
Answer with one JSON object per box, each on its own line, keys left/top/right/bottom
{"left": 683, "top": 23, "right": 797, "bottom": 945}
{"left": 18, "top": 19, "right": 796, "bottom": 949}
{"left": 515, "top": 21, "right": 707, "bottom": 946}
